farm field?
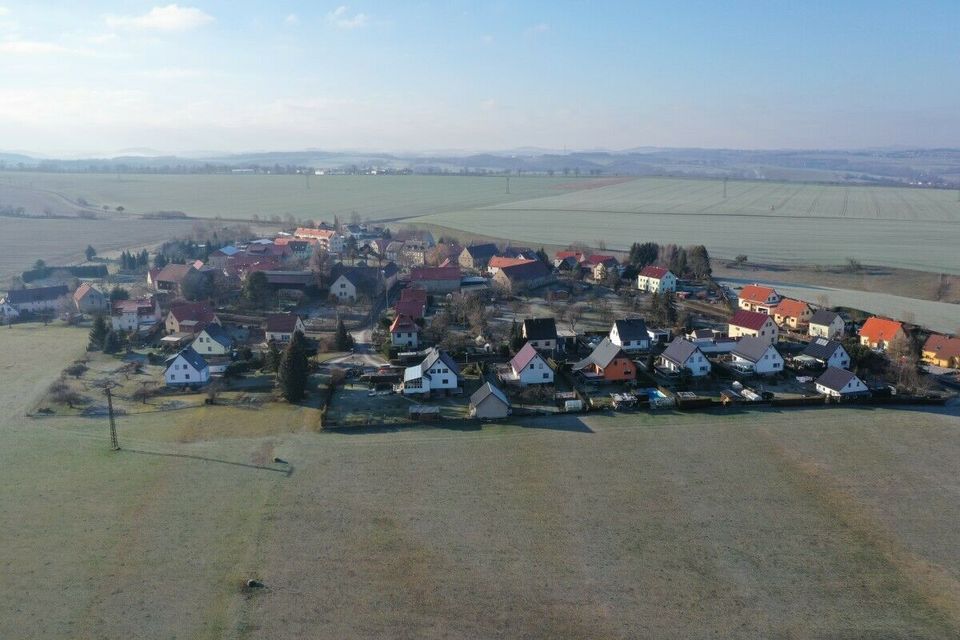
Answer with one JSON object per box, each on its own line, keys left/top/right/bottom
{"left": 0, "top": 216, "right": 196, "bottom": 283}
{"left": 3, "top": 325, "right": 960, "bottom": 638}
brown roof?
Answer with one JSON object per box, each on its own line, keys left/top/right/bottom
{"left": 389, "top": 314, "right": 419, "bottom": 333}
{"left": 72, "top": 282, "right": 97, "bottom": 302}
{"left": 773, "top": 298, "right": 810, "bottom": 318}
{"left": 265, "top": 313, "right": 302, "bottom": 333}
{"left": 168, "top": 302, "right": 216, "bottom": 325}
{"left": 923, "top": 334, "right": 960, "bottom": 361}
{"left": 730, "top": 309, "right": 773, "bottom": 331}
{"left": 156, "top": 263, "right": 194, "bottom": 284}
{"left": 639, "top": 265, "right": 670, "bottom": 279}
{"left": 410, "top": 266, "right": 461, "bottom": 282}
{"left": 489, "top": 256, "right": 534, "bottom": 269}
{"left": 739, "top": 284, "right": 779, "bottom": 305}
{"left": 499, "top": 260, "right": 551, "bottom": 282}
{"left": 858, "top": 317, "right": 904, "bottom": 342}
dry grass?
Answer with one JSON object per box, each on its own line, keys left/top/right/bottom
{"left": 2, "top": 324, "right": 960, "bottom": 638}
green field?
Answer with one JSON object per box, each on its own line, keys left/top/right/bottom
{"left": 3, "top": 325, "right": 960, "bottom": 638}
{"left": 3, "top": 172, "right": 958, "bottom": 274}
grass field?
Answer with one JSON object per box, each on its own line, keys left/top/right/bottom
{"left": 2, "top": 324, "right": 960, "bottom": 638}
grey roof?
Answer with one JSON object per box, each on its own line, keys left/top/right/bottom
{"left": 499, "top": 260, "right": 551, "bottom": 282}
{"left": 573, "top": 337, "right": 627, "bottom": 370}
{"left": 165, "top": 346, "right": 208, "bottom": 372}
{"left": 522, "top": 317, "right": 557, "bottom": 341}
{"left": 802, "top": 337, "right": 844, "bottom": 361}
{"left": 613, "top": 318, "right": 648, "bottom": 341}
{"left": 5, "top": 284, "right": 69, "bottom": 304}
{"left": 816, "top": 366, "right": 860, "bottom": 392}
{"left": 470, "top": 382, "right": 509, "bottom": 407}
{"left": 659, "top": 338, "right": 701, "bottom": 367}
{"left": 732, "top": 336, "right": 778, "bottom": 363}
{"left": 419, "top": 347, "right": 460, "bottom": 377}
{"left": 331, "top": 265, "right": 380, "bottom": 293}
{"left": 809, "top": 309, "right": 841, "bottom": 326}
{"left": 464, "top": 243, "right": 499, "bottom": 260}
{"left": 199, "top": 323, "right": 233, "bottom": 349}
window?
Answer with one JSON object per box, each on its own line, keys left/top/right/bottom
{"left": 185, "top": 374, "right": 190, "bottom": 380}
{"left": 442, "top": 379, "right": 448, "bottom": 385}
{"left": 543, "top": 373, "right": 549, "bottom": 379}
{"left": 531, "top": 341, "right": 538, "bottom": 347}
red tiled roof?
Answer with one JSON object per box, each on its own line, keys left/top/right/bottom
{"left": 156, "top": 263, "right": 194, "bottom": 284}
{"left": 72, "top": 282, "right": 95, "bottom": 302}
{"left": 489, "top": 256, "right": 534, "bottom": 269}
{"left": 390, "top": 314, "right": 419, "bottom": 333}
{"left": 639, "top": 265, "right": 670, "bottom": 279}
{"left": 265, "top": 313, "right": 302, "bottom": 333}
{"left": 859, "top": 317, "right": 904, "bottom": 342}
{"left": 168, "top": 302, "right": 216, "bottom": 325}
{"left": 555, "top": 250, "right": 583, "bottom": 261}
{"left": 509, "top": 342, "right": 541, "bottom": 372}
{"left": 739, "top": 284, "right": 779, "bottom": 305}
{"left": 582, "top": 254, "right": 617, "bottom": 267}
{"left": 730, "top": 309, "right": 773, "bottom": 331}
{"left": 923, "top": 334, "right": 960, "bottom": 361}
{"left": 773, "top": 298, "right": 810, "bottom": 318}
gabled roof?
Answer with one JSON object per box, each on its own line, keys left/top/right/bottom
{"left": 555, "top": 250, "right": 583, "bottom": 261}
{"left": 470, "top": 382, "right": 509, "bottom": 407}
{"left": 501, "top": 246, "right": 536, "bottom": 259}
{"left": 659, "top": 338, "right": 702, "bottom": 367}
{"left": 399, "top": 287, "right": 428, "bottom": 303}
{"left": 809, "top": 309, "right": 841, "bottom": 327}
{"left": 488, "top": 256, "right": 534, "bottom": 270}
{"left": 573, "top": 337, "right": 627, "bottom": 371}
{"left": 522, "top": 317, "right": 557, "bottom": 341}
{"left": 389, "top": 314, "right": 419, "bottom": 333}
{"left": 510, "top": 342, "right": 547, "bottom": 372}
{"left": 732, "top": 336, "right": 779, "bottom": 363}
{"left": 802, "top": 337, "right": 844, "bottom": 361}
{"left": 331, "top": 265, "right": 379, "bottom": 292}
{"left": 165, "top": 346, "right": 208, "bottom": 372}
{"left": 773, "top": 298, "right": 810, "bottom": 318}
{"left": 72, "top": 282, "right": 100, "bottom": 302}
{"left": 816, "top": 367, "right": 861, "bottom": 392}
{"left": 612, "top": 318, "right": 648, "bottom": 341}
{"left": 462, "top": 243, "right": 499, "bottom": 260}
{"left": 155, "top": 263, "right": 194, "bottom": 284}
{"left": 499, "top": 260, "right": 551, "bottom": 282}
{"left": 410, "top": 266, "right": 461, "bottom": 281}
{"left": 639, "top": 265, "right": 671, "bottom": 279}
{"left": 5, "top": 285, "right": 69, "bottom": 304}
{"left": 739, "top": 284, "right": 780, "bottom": 304}
{"left": 582, "top": 254, "right": 618, "bottom": 267}
{"left": 113, "top": 297, "right": 156, "bottom": 315}
{"left": 419, "top": 347, "right": 460, "bottom": 376}
{"left": 922, "top": 334, "right": 960, "bottom": 361}
{"left": 198, "top": 323, "right": 233, "bottom": 349}
{"left": 730, "top": 309, "right": 773, "bottom": 331}
{"left": 168, "top": 302, "right": 215, "bottom": 326}
{"left": 859, "top": 317, "right": 904, "bottom": 342}
{"left": 265, "top": 313, "right": 302, "bottom": 333}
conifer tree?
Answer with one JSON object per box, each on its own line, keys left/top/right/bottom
{"left": 89, "top": 315, "right": 108, "bottom": 350}
{"left": 278, "top": 330, "right": 309, "bottom": 402}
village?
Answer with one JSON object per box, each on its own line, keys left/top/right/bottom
{"left": 1, "top": 220, "right": 956, "bottom": 428}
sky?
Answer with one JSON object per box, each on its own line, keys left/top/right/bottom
{"left": 0, "top": 1, "right": 958, "bottom": 156}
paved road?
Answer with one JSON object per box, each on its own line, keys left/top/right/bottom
{"left": 322, "top": 327, "right": 389, "bottom": 369}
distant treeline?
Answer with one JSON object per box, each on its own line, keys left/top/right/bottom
{"left": 22, "top": 264, "right": 108, "bottom": 282}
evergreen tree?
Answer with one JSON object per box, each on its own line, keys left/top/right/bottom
{"left": 266, "top": 342, "right": 282, "bottom": 372}
{"left": 687, "top": 245, "right": 712, "bottom": 279}
{"left": 89, "top": 315, "right": 108, "bottom": 350}
{"left": 138, "top": 249, "right": 149, "bottom": 268}
{"left": 109, "top": 286, "right": 129, "bottom": 301}
{"left": 154, "top": 252, "right": 168, "bottom": 269}
{"left": 84, "top": 245, "right": 96, "bottom": 261}
{"left": 536, "top": 247, "right": 550, "bottom": 265}
{"left": 102, "top": 330, "right": 122, "bottom": 354}
{"left": 278, "top": 330, "right": 309, "bottom": 402}
{"left": 242, "top": 271, "right": 273, "bottom": 309}
{"left": 628, "top": 242, "right": 659, "bottom": 268}
{"left": 334, "top": 318, "right": 354, "bottom": 351}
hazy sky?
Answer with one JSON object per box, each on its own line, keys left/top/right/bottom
{"left": 1, "top": 1, "right": 958, "bottom": 155}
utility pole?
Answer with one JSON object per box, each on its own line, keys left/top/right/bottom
{"left": 105, "top": 386, "right": 120, "bottom": 451}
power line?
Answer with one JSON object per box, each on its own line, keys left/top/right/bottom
{"left": 105, "top": 386, "right": 120, "bottom": 451}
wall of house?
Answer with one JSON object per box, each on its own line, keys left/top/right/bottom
{"left": 602, "top": 357, "right": 635, "bottom": 381}
{"left": 165, "top": 360, "right": 210, "bottom": 385}
{"left": 392, "top": 330, "right": 418, "bottom": 348}
{"left": 472, "top": 395, "right": 509, "bottom": 419}
{"left": 193, "top": 334, "right": 230, "bottom": 355}
{"left": 809, "top": 320, "right": 844, "bottom": 339}
{"left": 516, "top": 356, "right": 554, "bottom": 385}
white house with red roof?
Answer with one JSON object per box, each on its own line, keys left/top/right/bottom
{"left": 111, "top": 297, "right": 162, "bottom": 333}
{"left": 503, "top": 342, "right": 554, "bottom": 386}
{"left": 728, "top": 310, "right": 779, "bottom": 344}
{"left": 264, "top": 313, "right": 305, "bottom": 343}
{"left": 737, "top": 284, "right": 782, "bottom": 314}
{"left": 636, "top": 266, "right": 677, "bottom": 293}
{"left": 389, "top": 314, "right": 419, "bottom": 348}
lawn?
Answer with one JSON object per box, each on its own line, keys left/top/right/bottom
{"left": 2, "top": 323, "right": 960, "bottom": 638}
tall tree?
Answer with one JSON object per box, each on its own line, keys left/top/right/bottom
{"left": 109, "top": 286, "right": 129, "bottom": 302}
{"left": 278, "top": 330, "right": 310, "bottom": 402}
{"left": 687, "top": 245, "right": 712, "bottom": 278}
{"left": 84, "top": 245, "right": 96, "bottom": 261}
{"left": 334, "top": 318, "right": 354, "bottom": 351}
{"left": 89, "top": 315, "right": 108, "bottom": 350}
{"left": 242, "top": 271, "right": 273, "bottom": 309}
{"left": 628, "top": 242, "right": 659, "bottom": 268}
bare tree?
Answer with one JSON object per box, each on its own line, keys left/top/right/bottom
{"left": 568, "top": 303, "right": 585, "bottom": 333}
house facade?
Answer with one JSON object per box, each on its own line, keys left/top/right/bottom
{"left": 808, "top": 310, "right": 845, "bottom": 339}
{"left": 508, "top": 342, "right": 554, "bottom": 386}
{"left": 2, "top": 285, "right": 70, "bottom": 313}
{"left": 657, "top": 338, "right": 711, "bottom": 376}
{"left": 389, "top": 314, "right": 420, "bottom": 349}
{"left": 728, "top": 310, "right": 779, "bottom": 344}
{"left": 921, "top": 334, "right": 960, "bottom": 368}
{"left": 111, "top": 297, "right": 161, "bottom": 333}
{"left": 458, "top": 243, "right": 499, "bottom": 271}
{"left": 265, "top": 313, "right": 306, "bottom": 343}
{"left": 469, "top": 382, "right": 511, "bottom": 419}
{"left": 730, "top": 337, "right": 784, "bottom": 375}
{"left": 737, "top": 284, "right": 781, "bottom": 314}
{"left": 815, "top": 367, "right": 869, "bottom": 397}
{"left": 636, "top": 266, "right": 677, "bottom": 293}
{"left": 772, "top": 298, "right": 813, "bottom": 329}
{"left": 521, "top": 318, "right": 557, "bottom": 352}
{"left": 493, "top": 260, "right": 553, "bottom": 293}
{"left": 858, "top": 317, "right": 906, "bottom": 351}
{"left": 609, "top": 318, "right": 650, "bottom": 352}
{"left": 801, "top": 338, "right": 851, "bottom": 370}
{"left": 191, "top": 323, "right": 233, "bottom": 356}
{"left": 165, "top": 302, "right": 217, "bottom": 334}
{"left": 399, "top": 348, "right": 460, "bottom": 395}
{"left": 72, "top": 283, "right": 109, "bottom": 314}
{"left": 409, "top": 267, "right": 461, "bottom": 294}
{"left": 572, "top": 337, "right": 635, "bottom": 382}
{"left": 163, "top": 347, "right": 210, "bottom": 387}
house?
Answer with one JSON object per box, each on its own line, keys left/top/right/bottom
{"left": 636, "top": 266, "right": 678, "bottom": 293}
{"left": 389, "top": 314, "right": 420, "bottom": 349}
{"left": 385, "top": 240, "right": 405, "bottom": 262}
{"left": 330, "top": 265, "right": 380, "bottom": 301}
{"left": 265, "top": 313, "right": 305, "bottom": 343}
{"left": 398, "top": 347, "right": 461, "bottom": 395}
{"left": 395, "top": 287, "right": 428, "bottom": 320}
{"left": 554, "top": 250, "right": 584, "bottom": 263}
{"left": 572, "top": 337, "right": 636, "bottom": 382}
{"left": 207, "top": 245, "right": 241, "bottom": 268}
{"left": 191, "top": 323, "right": 233, "bottom": 356}
{"left": 409, "top": 266, "right": 461, "bottom": 294}
{"left": 469, "top": 382, "right": 511, "bottom": 419}
{"left": 657, "top": 338, "right": 711, "bottom": 376}
{"left": 859, "top": 317, "right": 906, "bottom": 351}
{"left": 293, "top": 227, "right": 344, "bottom": 253}
{"left": 684, "top": 328, "right": 737, "bottom": 353}
{"left": 609, "top": 318, "right": 650, "bottom": 352}
{"left": 458, "top": 243, "right": 499, "bottom": 271}
{"left": 0, "top": 300, "right": 19, "bottom": 321}
{"left": 111, "top": 297, "right": 162, "bottom": 333}
{"left": 492, "top": 260, "right": 554, "bottom": 293}
{"left": 257, "top": 270, "right": 315, "bottom": 290}
{"left": 728, "top": 310, "right": 779, "bottom": 344}
{"left": 487, "top": 256, "right": 534, "bottom": 274}
{"left": 800, "top": 338, "right": 851, "bottom": 370}
{"left": 163, "top": 347, "right": 210, "bottom": 387}
{"left": 808, "top": 310, "right": 845, "bottom": 339}
{"left": 737, "top": 284, "right": 781, "bottom": 314}
{"left": 165, "top": 302, "right": 217, "bottom": 334}
{"left": 2, "top": 285, "right": 70, "bottom": 313}
{"left": 772, "top": 298, "right": 813, "bottom": 329}
{"left": 501, "top": 246, "right": 536, "bottom": 260}
{"left": 730, "top": 337, "right": 784, "bottom": 375}
{"left": 815, "top": 367, "right": 869, "bottom": 397}
{"left": 153, "top": 263, "right": 195, "bottom": 293}
{"left": 505, "top": 342, "right": 554, "bottom": 386}
{"left": 400, "top": 241, "right": 429, "bottom": 266}
{"left": 521, "top": 318, "right": 557, "bottom": 352}
{"left": 582, "top": 254, "right": 618, "bottom": 269}
{"left": 921, "top": 334, "right": 960, "bottom": 368}
{"left": 72, "top": 283, "right": 109, "bottom": 314}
